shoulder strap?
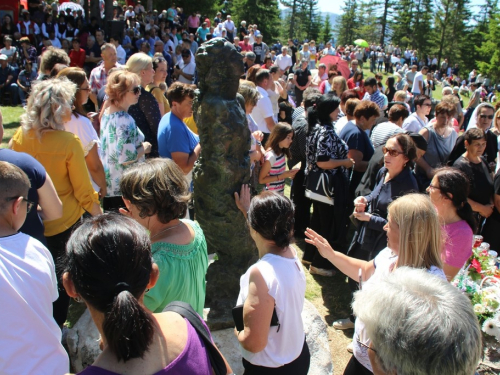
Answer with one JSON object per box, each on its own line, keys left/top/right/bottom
{"left": 163, "top": 301, "right": 227, "bottom": 375}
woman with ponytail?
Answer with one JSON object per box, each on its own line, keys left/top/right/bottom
{"left": 234, "top": 187, "right": 310, "bottom": 374}
{"left": 427, "top": 167, "right": 476, "bottom": 280}
{"left": 62, "top": 214, "right": 231, "bottom": 375}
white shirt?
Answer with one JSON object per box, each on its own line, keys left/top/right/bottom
{"left": 0, "top": 233, "right": 69, "bottom": 375}
{"left": 402, "top": 112, "right": 428, "bottom": 133}
{"left": 223, "top": 19, "right": 235, "bottom": 33}
{"left": 237, "top": 252, "right": 306, "bottom": 367}
{"left": 275, "top": 54, "right": 292, "bottom": 71}
{"left": 116, "top": 45, "right": 126, "bottom": 65}
{"left": 412, "top": 71, "right": 424, "bottom": 94}
{"left": 124, "top": 10, "right": 135, "bottom": 19}
{"left": 370, "top": 121, "right": 404, "bottom": 148}
{"left": 251, "top": 86, "right": 274, "bottom": 134}
{"left": 64, "top": 113, "right": 101, "bottom": 192}
{"left": 49, "top": 37, "right": 62, "bottom": 49}
{"left": 164, "top": 39, "right": 175, "bottom": 54}
{"left": 17, "top": 20, "right": 40, "bottom": 35}
{"left": 178, "top": 59, "right": 196, "bottom": 84}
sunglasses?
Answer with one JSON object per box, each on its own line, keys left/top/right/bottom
{"left": 7, "top": 196, "right": 35, "bottom": 213}
{"left": 428, "top": 184, "right": 443, "bottom": 192}
{"left": 129, "top": 86, "right": 141, "bottom": 95}
{"left": 382, "top": 147, "right": 404, "bottom": 157}
{"left": 480, "top": 115, "right": 494, "bottom": 119}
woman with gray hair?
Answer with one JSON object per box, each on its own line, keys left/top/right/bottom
{"left": 11, "top": 77, "right": 102, "bottom": 326}
{"left": 352, "top": 267, "right": 481, "bottom": 375}
{"left": 305, "top": 193, "right": 445, "bottom": 374}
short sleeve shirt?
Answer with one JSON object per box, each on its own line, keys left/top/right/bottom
{"left": 157, "top": 111, "right": 200, "bottom": 159}
{"left": 99, "top": 111, "right": 145, "bottom": 196}
{"left": 251, "top": 87, "right": 274, "bottom": 134}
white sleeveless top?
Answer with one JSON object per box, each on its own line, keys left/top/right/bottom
{"left": 237, "top": 251, "right": 306, "bottom": 367}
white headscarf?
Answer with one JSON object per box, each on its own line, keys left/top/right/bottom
{"left": 467, "top": 102, "right": 495, "bottom": 130}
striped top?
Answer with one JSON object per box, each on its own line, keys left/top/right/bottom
{"left": 265, "top": 149, "right": 286, "bottom": 194}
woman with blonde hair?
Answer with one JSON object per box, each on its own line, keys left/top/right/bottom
{"left": 332, "top": 75, "right": 347, "bottom": 97}
{"left": 126, "top": 52, "right": 162, "bottom": 157}
{"left": 100, "top": 70, "right": 151, "bottom": 211}
{"left": 305, "top": 193, "right": 445, "bottom": 374}
{"left": 11, "top": 77, "right": 102, "bottom": 326}
{"left": 146, "top": 56, "right": 171, "bottom": 117}
{"left": 57, "top": 67, "right": 106, "bottom": 197}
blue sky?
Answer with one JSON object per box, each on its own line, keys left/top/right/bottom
{"left": 317, "top": 0, "right": 485, "bottom": 15}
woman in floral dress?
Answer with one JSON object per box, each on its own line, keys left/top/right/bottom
{"left": 99, "top": 70, "right": 152, "bottom": 211}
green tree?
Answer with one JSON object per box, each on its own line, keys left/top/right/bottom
{"left": 356, "top": 0, "right": 381, "bottom": 44}
{"left": 231, "top": 0, "right": 281, "bottom": 42}
{"left": 337, "top": 0, "right": 359, "bottom": 45}
{"left": 319, "top": 14, "right": 333, "bottom": 44}
{"left": 478, "top": 12, "right": 500, "bottom": 82}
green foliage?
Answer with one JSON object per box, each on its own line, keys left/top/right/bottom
{"left": 319, "top": 14, "right": 333, "bottom": 44}
{"left": 231, "top": 0, "right": 281, "bottom": 42}
{"left": 477, "top": 12, "right": 500, "bottom": 82}
{"left": 336, "top": 0, "right": 359, "bottom": 46}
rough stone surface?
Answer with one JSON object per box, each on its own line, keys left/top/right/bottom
{"left": 193, "top": 37, "right": 256, "bottom": 329}
{"left": 477, "top": 333, "right": 500, "bottom": 375}
{"left": 213, "top": 299, "right": 333, "bottom": 375}
{"left": 65, "top": 308, "right": 100, "bottom": 373}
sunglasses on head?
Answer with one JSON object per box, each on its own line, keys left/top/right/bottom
{"left": 480, "top": 114, "right": 494, "bottom": 119}
{"left": 130, "top": 86, "right": 141, "bottom": 95}
{"left": 382, "top": 147, "right": 404, "bottom": 157}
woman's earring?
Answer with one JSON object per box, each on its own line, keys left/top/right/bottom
{"left": 74, "top": 296, "right": 83, "bottom": 303}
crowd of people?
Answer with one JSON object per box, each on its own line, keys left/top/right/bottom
{"left": 0, "top": 2, "right": 495, "bottom": 375}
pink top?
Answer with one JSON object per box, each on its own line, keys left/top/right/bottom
{"left": 187, "top": 16, "right": 200, "bottom": 28}
{"left": 442, "top": 220, "right": 473, "bottom": 268}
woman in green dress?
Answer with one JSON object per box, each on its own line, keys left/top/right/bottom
{"left": 119, "top": 158, "right": 208, "bottom": 315}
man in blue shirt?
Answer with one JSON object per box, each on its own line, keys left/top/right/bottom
{"left": 362, "top": 77, "right": 385, "bottom": 109}
{"left": 0, "top": 54, "right": 19, "bottom": 105}
{"left": 157, "top": 82, "right": 200, "bottom": 178}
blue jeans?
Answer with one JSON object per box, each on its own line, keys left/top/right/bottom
{"left": 18, "top": 86, "right": 29, "bottom": 105}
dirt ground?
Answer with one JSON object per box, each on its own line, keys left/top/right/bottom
{"left": 294, "top": 238, "right": 354, "bottom": 375}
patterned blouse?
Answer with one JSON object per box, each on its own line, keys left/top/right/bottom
{"left": 99, "top": 110, "right": 145, "bottom": 197}
{"left": 305, "top": 123, "right": 349, "bottom": 179}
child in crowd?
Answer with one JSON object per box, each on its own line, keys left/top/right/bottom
{"left": 0, "top": 161, "right": 69, "bottom": 374}
{"left": 259, "top": 122, "right": 299, "bottom": 194}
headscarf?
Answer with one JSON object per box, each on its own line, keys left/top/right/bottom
{"left": 467, "top": 102, "right": 495, "bottom": 130}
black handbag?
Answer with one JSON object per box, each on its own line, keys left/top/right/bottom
{"left": 305, "top": 169, "right": 334, "bottom": 205}
{"left": 232, "top": 304, "right": 280, "bottom": 333}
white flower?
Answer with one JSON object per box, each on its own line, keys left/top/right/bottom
{"left": 482, "top": 318, "right": 500, "bottom": 338}
{"left": 474, "top": 304, "right": 487, "bottom": 314}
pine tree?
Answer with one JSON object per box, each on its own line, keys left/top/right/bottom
{"left": 356, "top": 0, "right": 381, "bottom": 44}
{"left": 477, "top": 12, "right": 500, "bottom": 82}
{"left": 337, "top": 0, "right": 359, "bottom": 46}
{"left": 231, "top": 0, "right": 281, "bottom": 42}
{"left": 319, "top": 14, "right": 333, "bottom": 44}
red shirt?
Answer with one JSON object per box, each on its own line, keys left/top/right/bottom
{"left": 69, "top": 48, "right": 86, "bottom": 68}
{"left": 239, "top": 41, "right": 252, "bottom": 52}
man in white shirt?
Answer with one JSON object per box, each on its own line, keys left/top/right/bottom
{"left": 162, "top": 33, "right": 175, "bottom": 55}
{"left": 275, "top": 46, "right": 292, "bottom": 75}
{"left": 370, "top": 104, "right": 408, "bottom": 148}
{"left": 174, "top": 49, "right": 196, "bottom": 84}
{"left": 251, "top": 69, "right": 275, "bottom": 143}
{"left": 110, "top": 35, "right": 126, "bottom": 65}
{"left": 402, "top": 94, "right": 431, "bottom": 133}
{"left": 321, "top": 41, "right": 336, "bottom": 57}
{"left": 412, "top": 66, "right": 428, "bottom": 95}
{"left": 223, "top": 15, "right": 235, "bottom": 42}
{"left": 0, "top": 161, "right": 69, "bottom": 375}
{"left": 124, "top": 6, "right": 135, "bottom": 20}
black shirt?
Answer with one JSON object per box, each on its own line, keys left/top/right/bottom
{"left": 294, "top": 67, "right": 311, "bottom": 88}
{"left": 447, "top": 130, "right": 498, "bottom": 167}
{"left": 453, "top": 156, "right": 494, "bottom": 206}
{"left": 289, "top": 45, "right": 297, "bottom": 66}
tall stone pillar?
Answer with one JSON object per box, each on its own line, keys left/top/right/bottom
{"left": 193, "top": 38, "right": 256, "bottom": 329}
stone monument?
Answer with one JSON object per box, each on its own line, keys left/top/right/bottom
{"left": 193, "top": 38, "right": 256, "bottom": 329}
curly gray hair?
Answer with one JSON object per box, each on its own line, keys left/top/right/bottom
{"left": 21, "top": 77, "right": 76, "bottom": 139}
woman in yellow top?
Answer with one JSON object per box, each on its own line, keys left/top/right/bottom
{"left": 11, "top": 77, "right": 102, "bottom": 326}
{"left": 147, "top": 55, "right": 171, "bottom": 117}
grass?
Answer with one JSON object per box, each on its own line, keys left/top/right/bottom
{"left": 1, "top": 106, "right": 24, "bottom": 148}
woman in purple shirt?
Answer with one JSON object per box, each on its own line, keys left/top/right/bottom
{"left": 62, "top": 214, "right": 232, "bottom": 375}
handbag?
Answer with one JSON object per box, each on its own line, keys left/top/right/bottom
{"left": 304, "top": 169, "right": 334, "bottom": 205}
{"left": 163, "top": 301, "right": 227, "bottom": 375}
{"left": 232, "top": 304, "right": 280, "bottom": 333}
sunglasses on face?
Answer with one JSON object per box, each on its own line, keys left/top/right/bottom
{"left": 130, "top": 86, "right": 141, "bottom": 95}
{"left": 480, "top": 115, "right": 494, "bottom": 119}
{"left": 383, "top": 147, "right": 404, "bottom": 157}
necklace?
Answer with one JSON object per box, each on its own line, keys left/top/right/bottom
{"left": 150, "top": 222, "right": 182, "bottom": 240}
